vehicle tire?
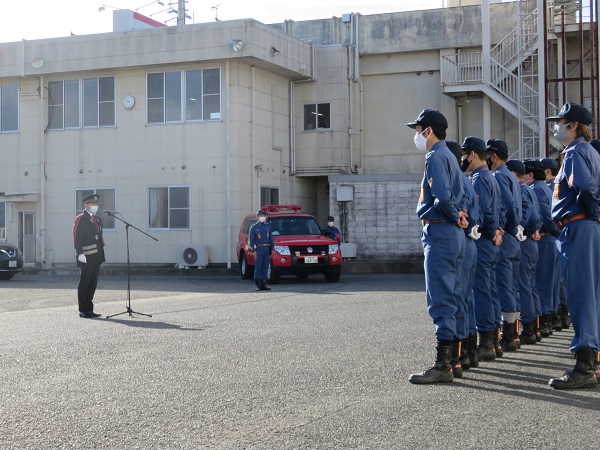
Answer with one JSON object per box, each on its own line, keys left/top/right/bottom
{"left": 324, "top": 267, "right": 341, "bottom": 283}
{"left": 267, "top": 264, "right": 280, "bottom": 284}
{"left": 239, "top": 253, "right": 254, "bottom": 280}
{"left": 0, "top": 273, "right": 15, "bottom": 281}
{"left": 296, "top": 274, "right": 309, "bottom": 279}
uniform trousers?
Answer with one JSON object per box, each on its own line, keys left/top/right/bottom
{"left": 518, "top": 238, "right": 539, "bottom": 323}
{"left": 473, "top": 237, "right": 500, "bottom": 332}
{"left": 536, "top": 235, "right": 560, "bottom": 315}
{"left": 254, "top": 246, "right": 271, "bottom": 281}
{"left": 496, "top": 233, "right": 521, "bottom": 317}
{"left": 556, "top": 219, "right": 600, "bottom": 352}
{"left": 422, "top": 222, "right": 466, "bottom": 342}
{"left": 78, "top": 262, "right": 101, "bottom": 313}
{"left": 457, "top": 236, "right": 478, "bottom": 338}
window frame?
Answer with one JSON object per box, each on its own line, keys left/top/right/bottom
{"left": 1, "top": 83, "right": 19, "bottom": 133}
{"left": 303, "top": 103, "right": 331, "bottom": 131}
{"left": 148, "top": 186, "right": 191, "bottom": 230}
{"left": 75, "top": 188, "right": 117, "bottom": 230}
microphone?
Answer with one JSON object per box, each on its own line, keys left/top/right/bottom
{"left": 103, "top": 210, "right": 117, "bottom": 214}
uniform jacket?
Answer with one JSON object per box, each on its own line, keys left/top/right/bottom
{"left": 73, "top": 211, "right": 106, "bottom": 266}
{"left": 519, "top": 181, "right": 543, "bottom": 237}
{"left": 322, "top": 225, "right": 341, "bottom": 243}
{"left": 530, "top": 180, "right": 558, "bottom": 236}
{"left": 249, "top": 221, "right": 274, "bottom": 250}
{"left": 493, "top": 163, "right": 523, "bottom": 235}
{"left": 470, "top": 165, "right": 502, "bottom": 241}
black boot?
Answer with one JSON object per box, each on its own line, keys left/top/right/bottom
{"left": 493, "top": 327, "right": 504, "bottom": 358}
{"left": 500, "top": 321, "right": 518, "bottom": 352}
{"left": 540, "top": 314, "right": 553, "bottom": 337}
{"left": 549, "top": 349, "right": 598, "bottom": 389}
{"left": 449, "top": 340, "right": 463, "bottom": 378}
{"left": 551, "top": 311, "right": 563, "bottom": 332}
{"left": 559, "top": 304, "right": 571, "bottom": 329}
{"left": 467, "top": 333, "right": 479, "bottom": 368}
{"left": 409, "top": 341, "right": 454, "bottom": 384}
{"left": 476, "top": 330, "right": 496, "bottom": 362}
{"left": 519, "top": 321, "right": 537, "bottom": 345}
{"left": 459, "top": 337, "right": 471, "bottom": 371}
{"left": 261, "top": 280, "right": 271, "bottom": 291}
{"left": 595, "top": 352, "right": 600, "bottom": 378}
{"left": 535, "top": 316, "right": 542, "bottom": 342}
{"left": 255, "top": 280, "right": 263, "bottom": 291}
{"left": 514, "top": 319, "right": 521, "bottom": 349}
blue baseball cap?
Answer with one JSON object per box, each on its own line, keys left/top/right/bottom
{"left": 506, "top": 159, "right": 525, "bottom": 174}
{"left": 461, "top": 136, "right": 487, "bottom": 153}
{"left": 406, "top": 109, "right": 448, "bottom": 131}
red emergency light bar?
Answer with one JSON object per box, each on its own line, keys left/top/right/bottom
{"left": 262, "top": 204, "right": 302, "bottom": 212}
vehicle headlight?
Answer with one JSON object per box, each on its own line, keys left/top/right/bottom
{"left": 274, "top": 245, "right": 290, "bottom": 255}
{"left": 328, "top": 244, "right": 339, "bottom": 255}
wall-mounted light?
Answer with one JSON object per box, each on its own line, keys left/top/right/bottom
{"left": 231, "top": 39, "right": 244, "bottom": 52}
{"left": 271, "top": 46, "right": 280, "bottom": 56}
{"left": 31, "top": 57, "right": 44, "bottom": 69}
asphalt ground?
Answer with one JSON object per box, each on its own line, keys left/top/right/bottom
{"left": 1, "top": 272, "right": 599, "bottom": 449}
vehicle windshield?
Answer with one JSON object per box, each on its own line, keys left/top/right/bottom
{"left": 268, "top": 216, "right": 323, "bottom": 236}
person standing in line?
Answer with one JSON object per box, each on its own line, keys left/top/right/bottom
{"left": 407, "top": 109, "right": 468, "bottom": 384}
{"left": 506, "top": 160, "right": 542, "bottom": 345}
{"left": 249, "top": 209, "right": 274, "bottom": 291}
{"left": 322, "top": 216, "right": 341, "bottom": 244}
{"left": 73, "top": 193, "right": 105, "bottom": 318}
{"left": 486, "top": 139, "right": 523, "bottom": 354}
{"left": 524, "top": 159, "right": 560, "bottom": 340}
{"left": 547, "top": 102, "right": 600, "bottom": 389}
{"left": 461, "top": 136, "right": 503, "bottom": 362}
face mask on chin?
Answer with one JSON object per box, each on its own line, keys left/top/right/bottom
{"left": 553, "top": 122, "right": 572, "bottom": 142}
{"left": 414, "top": 128, "right": 429, "bottom": 151}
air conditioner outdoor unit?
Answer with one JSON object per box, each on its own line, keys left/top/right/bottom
{"left": 180, "top": 245, "right": 208, "bottom": 268}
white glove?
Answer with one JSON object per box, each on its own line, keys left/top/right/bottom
{"left": 467, "top": 224, "right": 481, "bottom": 240}
{"left": 77, "top": 254, "right": 87, "bottom": 263}
{"left": 515, "top": 225, "right": 527, "bottom": 242}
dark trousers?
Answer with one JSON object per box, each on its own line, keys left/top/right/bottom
{"left": 78, "top": 263, "right": 101, "bottom": 312}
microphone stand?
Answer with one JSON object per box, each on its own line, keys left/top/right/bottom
{"left": 105, "top": 211, "right": 158, "bottom": 319}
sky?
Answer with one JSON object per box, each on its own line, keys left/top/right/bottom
{"left": 0, "top": 0, "right": 444, "bottom": 43}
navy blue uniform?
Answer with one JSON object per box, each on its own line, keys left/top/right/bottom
{"left": 249, "top": 221, "right": 274, "bottom": 282}
{"left": 417, "top": 140, "right": 466, "bottom": 342}
{"left": 470, "top": 165, "right": 501, "bottom": 332}
{"left": 322, "top": 225, "right": 341, "bottom": 243}
{"left": 552, "top": 137, "right": 600, "bottom": 353}
{"left": 493, "top": 163, "right": 522, "bottom": 320}
{"left": 73, "top": 211, "right": 105, "bottom": 314}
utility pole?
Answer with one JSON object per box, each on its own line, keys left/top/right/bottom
{"left": 177, "top": 0, "right": 186, "bottom": 25}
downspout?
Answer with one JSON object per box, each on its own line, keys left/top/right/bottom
{"left": 537, "top": 0, "right": 547, "bottom": 158}
{"left": 40, "top": 75, "right": 46, "bottom": 266}
{"left": 457, "top": 100, "right": 463, "bottom": 141}
{"left": 289, "top": 42, "right": 317, "bottom": 176}
{"left": 225, "top": 61, "right": 231, "bottom": 268}
{"left": 349, "top": 13, "right": 359, "bottom": 174}
{"left": 251, "top": 66, "right": 256, "bottom": 209}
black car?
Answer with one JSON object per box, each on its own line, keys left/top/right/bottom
{"left": 0, "top": 243, "right": 23, "bottom": 280}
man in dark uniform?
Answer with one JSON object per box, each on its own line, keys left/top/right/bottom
{"left": 547, "top": 101, "right": 600, "bottom": 389}
{"left": 73, "top": 194, "right": 105, "bottom": 318}
{"left": 249, "top": 209, "right": 274, "bottom": 291}
{"left": 322, "top": 216, "right": 341, "bottom": 243}
{"left": 487, "top": 139, "right": 523, "bottom": 354}
{"left": 461, "top": 136, "right": 503, "bottom": 362}
{"left": 407, "top": 109, "right": 468, "bottom": 384}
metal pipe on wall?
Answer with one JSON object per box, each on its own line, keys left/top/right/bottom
{"left": 225, "top": 61, "right": 231, "bottom": 269}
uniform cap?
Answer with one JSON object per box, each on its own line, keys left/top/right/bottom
{"left": 327, "top": 216, "right": 335, "bottom": 221}
{"left": 540, "top": 158, "right": 558, "bottom": 170}
{"left": 82, "top": 194, "right": 100, "bottom": 203}
{"left": 547, "top": 102, "right": 592, "bottom": 125}
{"left": 446, "top": 141, "right": 463, "bottom": 165}
{"left": 405, "top": 109, "right": 448, "bottom": 131}
{"left": 506, "top": 159, "right": 525, "bottom": 175}
{"left": 523, "top": 159, "right": 545, "bottom": 173}
{"left": 256, "top": 209, "right": 267, "bottom": 215}
{"left": 461, "top": 136, "right": 487, "bottom": 153}
{"left": 486, "top": 139, "right": 509, "bottom": 160}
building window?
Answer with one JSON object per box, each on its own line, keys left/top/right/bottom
{"left": 303, "top": 103, "right": 331, "bottom": 130}
{"left": 75, "top": 188, "right": 116, "bottom": 229}
{"left": 147, "top": 68, "right": 221, "bottom": 124}
{"left": 1, "top": 83, "right": 18, "bottom": 132}
{"left": 49, "top": 77, "right": 115, "bottom": 130}
{"left": 261, "top": 187, "right": 279, "bottom": 206}
{"left": 149, "top": 186, "right": 190, "bottom": 229}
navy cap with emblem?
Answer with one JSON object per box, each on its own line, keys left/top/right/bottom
{"left": 405, "top": 109, "right": 448, "bottom": 131}
{"left": 461, "top": 136, "right": 487, "bottom": 153}
{"left": 256, "top": 209, "right": 267, "bottom": 215}
{"left": 82, "top": 194, "right": 100, "bottom": 203}
{"left": 524, "top": 159, "right": 546, "bottom": 174}
{"left": 486, "top": 139, "right": 509, "bottom": 160}
{"left": 547, "top": 102, "right": 592, "bottom": 126}
{"left": 506, "top": 159, "right": 525, "bottom": 175}
{"left": 541, "top": 158, "right": 559, "bottom": 170}
{"left": 327, "top": 216, "right": 335, "bottom": 221}
{"left": 446, "top": 141, "right": 463, "bottom": 165}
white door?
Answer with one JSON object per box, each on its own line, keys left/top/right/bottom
{"left": 18, "top": 211, "right": 36, "bottom": 263}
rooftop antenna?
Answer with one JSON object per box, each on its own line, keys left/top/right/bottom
{"left": 211, "top": 3, "right": 222, "bottom": 21}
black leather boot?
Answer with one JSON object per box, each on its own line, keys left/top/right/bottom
{"left": 551, "top": 311, "right": 563, "bottom": 332}
{"left": 595, "top": 352, "right": 600, "bottom": 378}
{"left": 514, "top": 319, "right": 521, "bottom": 349}
{"left": 467, "top": 333, "right": 479, "bottom": 368}
{"left": 519, "top": 321, "right": 537, "bottom": 345}
{"left": 493, "top": 327, "right": 504, "bottom": 358}
{"left": 535, "top": 316, "right": 542, "bottom": 342}
{"left": 409, "top": 341, "right": 454, "bottom": 384}
{"left": 476, "top": 330, "right": 496, "bottom": 362}
{"left": 540, "top": 314, "right": 553, "bottom": 337}
{"left": 449, "top": 340, "right": 463, "bottom": 378}
{"left": 500, "top": 321, "right": 518, "bottom": 352}
{"left": 255, "top": 280, "right": 262, "bottom": 291}
{"left": 549, "top": 349, "right": 598, "bottom": 390}
{"left": 459, "top": 337, "right": 471, "bottom": 371}
{"left": 261, "top": 280, "right": 271, "bottom": 291}
{"left": 559, "top": 304, "right": 571, "bottom": 329}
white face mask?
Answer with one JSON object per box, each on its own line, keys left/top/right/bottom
{"left": 414, "top": 129, "right": 428, "bottom": 151}
{"left": 328, "top": 222, "right": 334, "bottom": 227}
{"left": 89, "top": 205, "right": 99, "bottom": 215}
{"left": 258, "top": 216, "right": 266, "bottom": 223}
{"left": 553, "top": 122, "right": 572, "bottom": 142}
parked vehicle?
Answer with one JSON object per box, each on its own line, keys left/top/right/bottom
{"left": 0, "top": 242, "right": 24, "bottom": 280}
{"left": 236, "top": 205, "right": 342, "bottom": 283}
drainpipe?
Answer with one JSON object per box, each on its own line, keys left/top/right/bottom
{"left": 40, "top": 75, "right": 46, "bottom": 266}
{"left": 225, "top": 61, "right": 231, "bottom": 269}
{"left": 251, "top": 66, "right": 257, "bottom": 209}
{"left": 537, "top": 0, "right": 546, "bottom": 159}
{"left": 457, "top": 99, "right": 463, "bottom": 141}
{"left": 353, "top": 13, "right": 360, "bottom": 83}
{"left": 348, "top": 13, "right": 359, "bottom": 174}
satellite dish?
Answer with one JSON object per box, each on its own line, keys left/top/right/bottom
{"left": 31, "top": 57, "right": 44, "bottom": 69}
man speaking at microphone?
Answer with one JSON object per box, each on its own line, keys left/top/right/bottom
{"left": 73, "top": 194, "right": 106, "bottom": 318}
